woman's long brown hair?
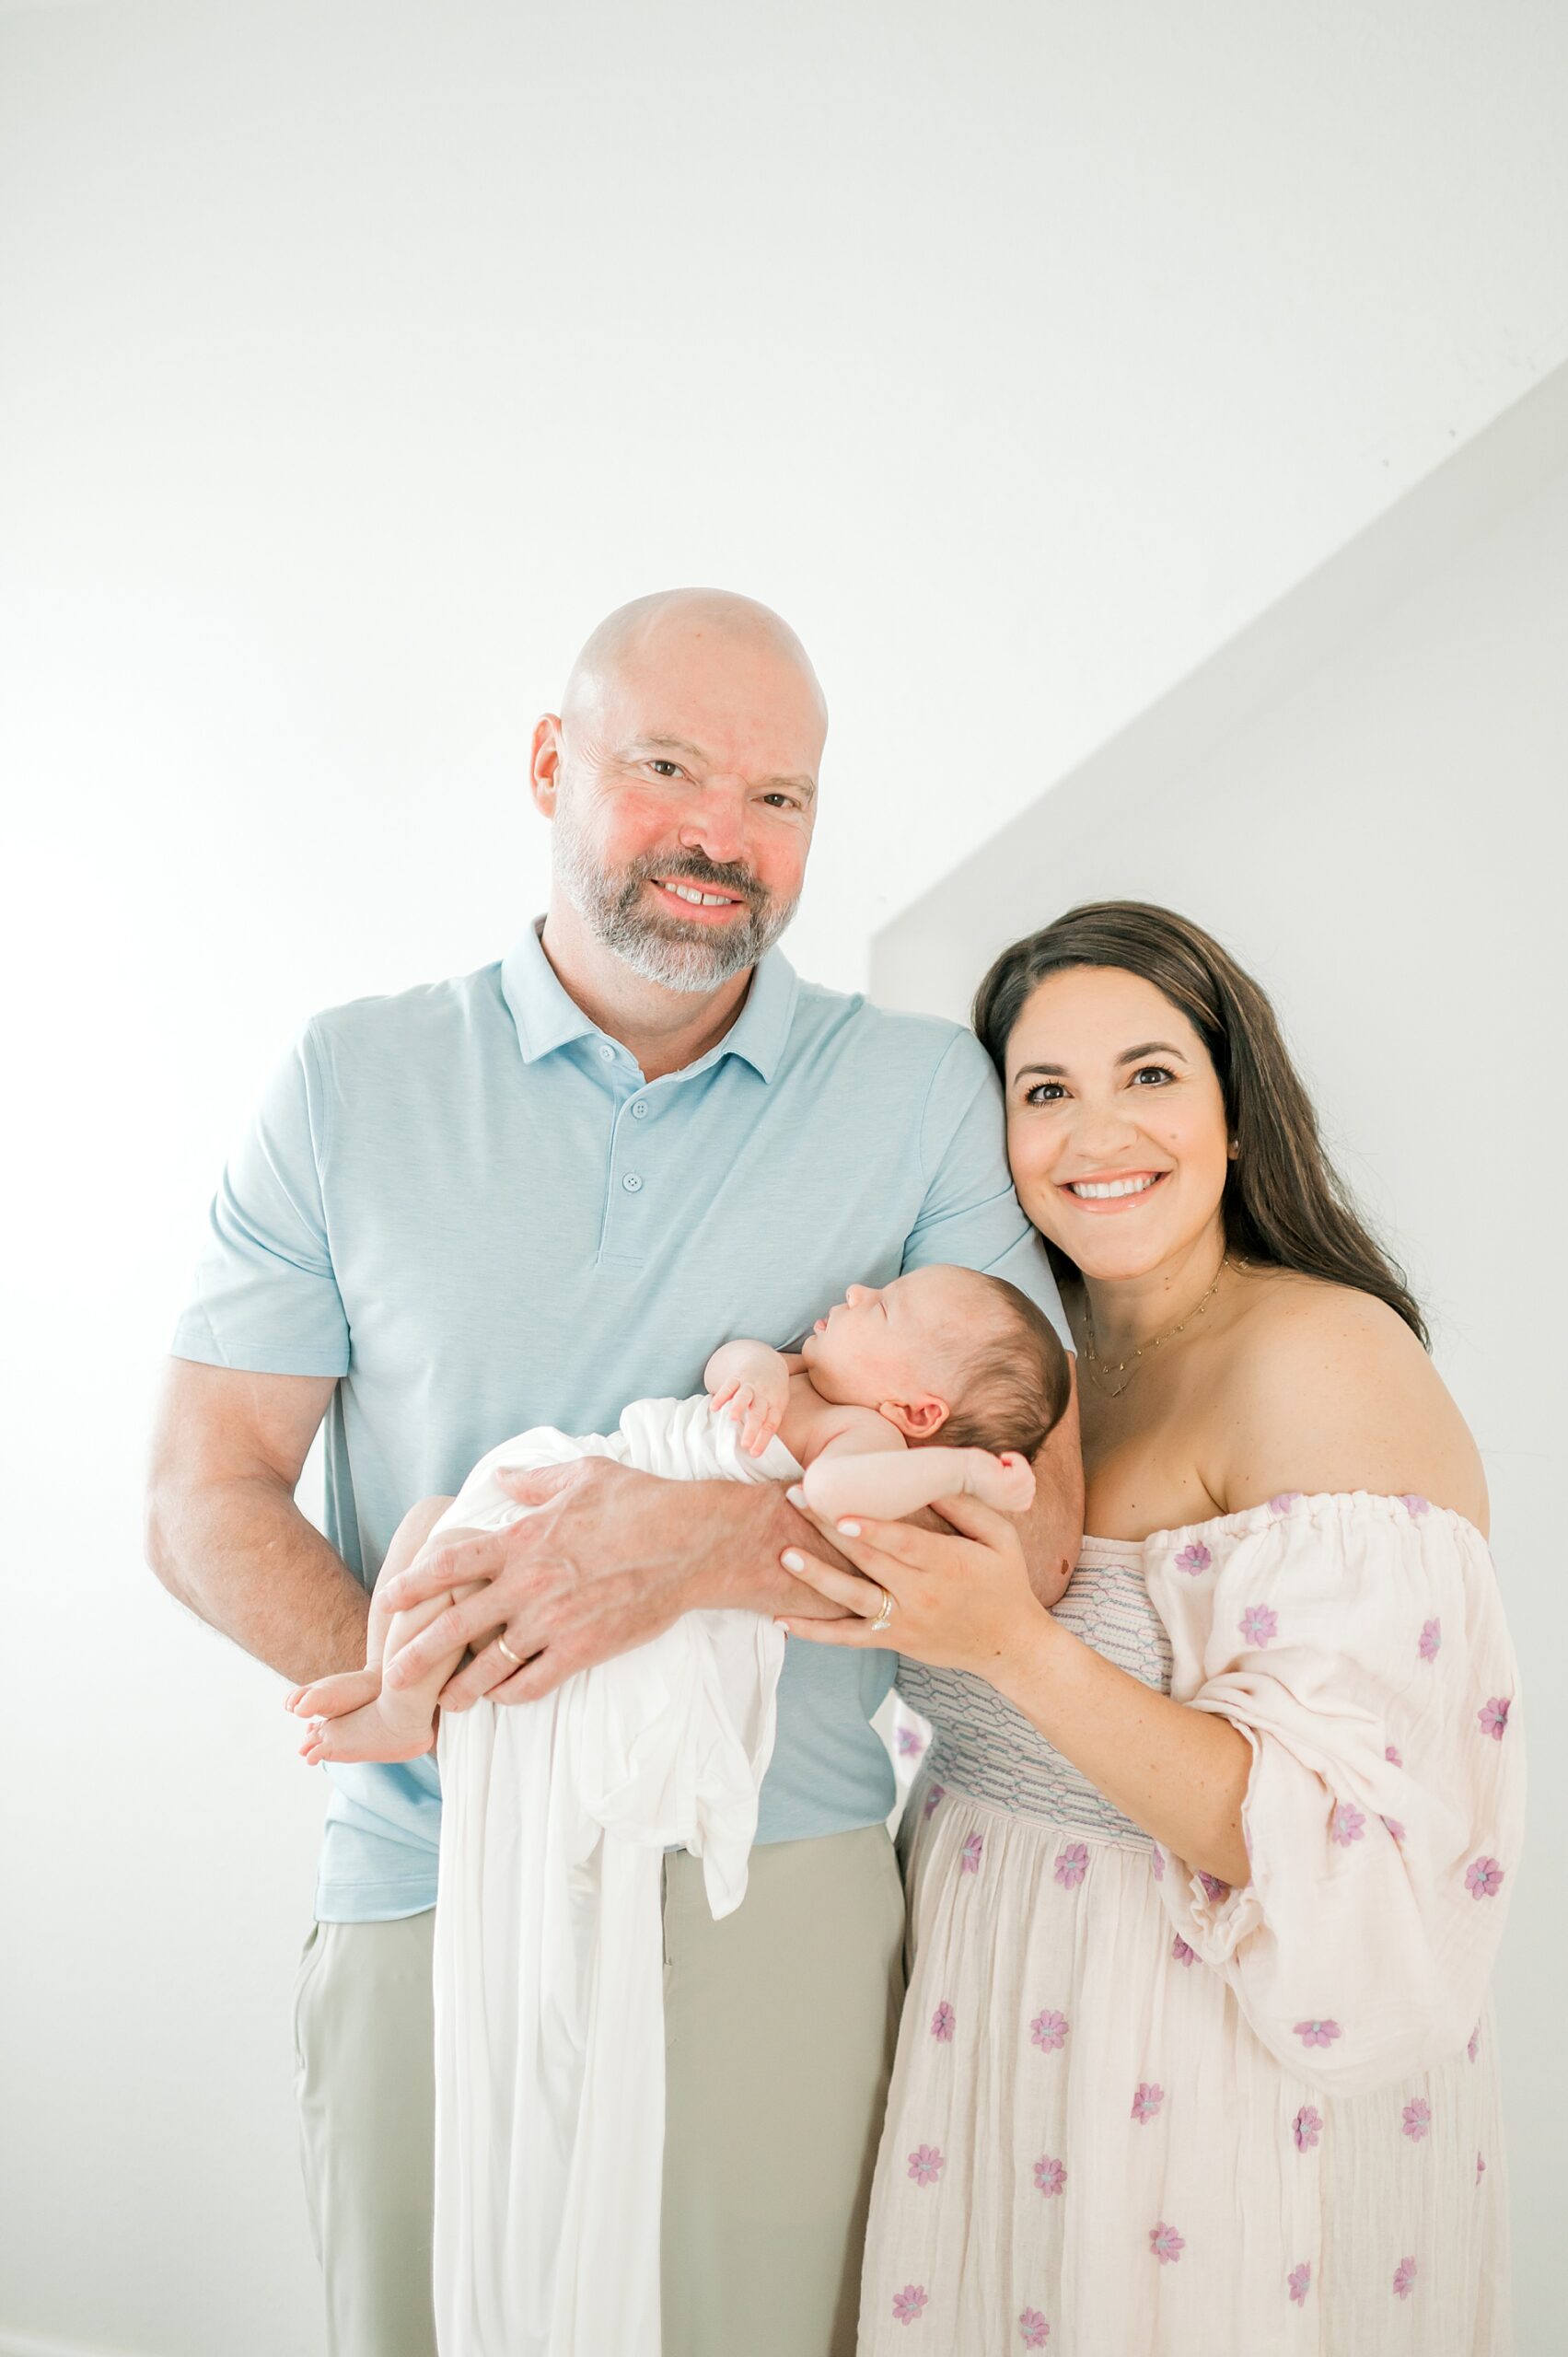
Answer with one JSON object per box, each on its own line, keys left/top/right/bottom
{"left": 972, "top": 900, "right": 1428, "bottom": 1346}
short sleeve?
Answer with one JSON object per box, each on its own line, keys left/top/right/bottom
{"left": 1145, "top": 1493, "right": 1522, "bottom": 2094}
{"left": 170, "top": 1022, "right": 351, "bottom": 1376}
{"left": 900, "top": 1031, "right": 1071, "bottom": 1350}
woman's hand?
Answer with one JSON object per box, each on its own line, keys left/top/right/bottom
{"left": 776, "top": 1485, "right": 1051, "bottom": 1677}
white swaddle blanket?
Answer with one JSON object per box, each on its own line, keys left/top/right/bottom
{"left": 429, "top": 1391, "right": 799, "bottom": 2357}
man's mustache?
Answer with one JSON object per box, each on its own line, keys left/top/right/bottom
{"left": 626, "top": 854, "right": 768, "bottom": 910}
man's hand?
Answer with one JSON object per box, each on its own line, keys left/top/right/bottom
{"left": 374, "top": 1457, "right": 854, "bottom": 1709}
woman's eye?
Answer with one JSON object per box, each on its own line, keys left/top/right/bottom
{"left": 1023, "top": 1082, "right": 1067, "bottom": 1105}
{"left": 1130, "top": 1064, "right": 1177, "bottom": 1086}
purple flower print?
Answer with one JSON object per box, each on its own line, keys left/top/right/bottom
{"left": 907, "top": 2143, "right": 945, "bottom": 2187}
{"left": 1151, "top": 1845, "right": 1166, "bottom": 1882}
{"left": 897, "top": 1724, "right": 926, "bottom": 1758}
{"left": 1477, "top": 2151, "right": 1486, "bottom": 2184}
{"left": 1131, "top": 2082, "right": 1164, "bottom": 2123}
{"left": 1054, "top": 1841, "right": 1089, "bottom": 1890}
{"left": 1400, "top": 1493, "right": 1431, "bottom": 1516}
{"left": 1018, "top": 2311, "right": 1051, "bottom": 2350}
{"left": 959, "top": 1832, "right": 984, "bottom": 1875}
{"left": 922, "top": 1782, "right": 947, "bottom": 1822}
{"left": 1030, "top": 2008, "right": 1069, "bottom": 2053}
{"left": 1292, "top": 2104, "right": 1323, "bottom": 2154}
{"left": 1385, "top": 1742, "right": 1403, "bottom": 1767}
{"left": 1295, "top": 2019, "right": 1342, "bottom": 2050}
{"left": 1269, "top": 1492, "right": 1302, "bottom": 1515}
{"left": 1170, "top": 1934, "right": 1197, "bottom": 1968}
{"left": 1198, "top": 1870, "right": 1230, "bottom": 1903}
{"left": 891, "top": 2284, "right": 929, "bottom": 2326}
{"left": 1477, "top": 1697, "right": 1511, "bottom": 1741}
{"left": 1465, "top": 1854, "right": 1504, "bottom": 1900}
{"left": 1392, "top": 2256, "right": 1417, "bottom": 2301}
{"left": 1288, "top": 2262, "right": 1311, "bottom": 2307}
{"left": 1382, "top": 1817, "right": 1407, "bottom": 1847}
{"left": 1402, "top": 2097, "right": 1431, "bottom": 2142}
{"left": 1468, "top": 2023, "right": 1481, "bottom": 2062}
{"left": 1175, "top": 1540, "right": 1212, "bottom": 1575}
{"left": 1330, "top": 1803, "right": 1366, "bottom": 1847}
{"left": 1419, "top": 1618, "right": 1442, "bottom": 1663}
{"left": 1240, "top": 1603, "right": 1279, "bottom": 1648}
{"left": 1032, "top": 2155, "right": 1067, "bottom": 2199}
{"left": 1149, "top": 2223, "right": 1184, "bottom": 2265}
{"left": 930, "top": 2001, "right": 956, "bottom": 2044}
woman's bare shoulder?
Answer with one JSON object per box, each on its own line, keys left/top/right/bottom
{"left": 1212, "top": 1271, "right": 1488, "bottom": 1529}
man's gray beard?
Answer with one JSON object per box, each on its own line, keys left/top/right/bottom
{"left": 553, "top": 823, "right": 797, "bottom": 993}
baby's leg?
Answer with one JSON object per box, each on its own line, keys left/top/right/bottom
{"left": 803, "top": 1444, "right": 1036, "bottom": 1525}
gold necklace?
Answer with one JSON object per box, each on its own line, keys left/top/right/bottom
{"left": 1082, "top": 1260, "right": 1229, "bottom": 1399}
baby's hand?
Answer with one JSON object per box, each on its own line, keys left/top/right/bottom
{"left": 708, "top": 1363, "right": 791, "bottom": 1457}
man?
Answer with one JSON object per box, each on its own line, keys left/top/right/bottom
{"left": 145, "top": 588, "right": 1082, "bottom": 2357}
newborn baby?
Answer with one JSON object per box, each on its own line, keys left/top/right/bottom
{"left": 286, "top": 1264, "right": 1067, "bottom": 2357}
{"left": 288, "top": 1261, "right": 1069, "bottom": 1764}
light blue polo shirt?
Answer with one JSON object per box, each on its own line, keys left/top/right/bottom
{"left": 173, "top": 923, "right": 1068, "bottom": 1922}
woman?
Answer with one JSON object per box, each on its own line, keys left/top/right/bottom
{"left": 779, "top": 902, "right": 1521, "bottom": 2354}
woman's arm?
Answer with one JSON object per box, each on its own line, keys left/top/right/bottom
{"left": 778, "top": 1492, "right": 1250, "bottom": 1886}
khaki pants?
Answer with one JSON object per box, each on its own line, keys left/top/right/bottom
{"left": 294, "top": 1824, "right": 905, "bottom": 2357}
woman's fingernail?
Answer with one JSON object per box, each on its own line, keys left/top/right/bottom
{"left": 837, "top": 1520, "right": 861, "bottom": 1538}
{"left": 785, "top": 1485, "right": 805, "bottom": 1507}
{"left": 774, "top": 1619, "right": 792, "bottom": 1632}
{"left": 781, "top": 1550, "right": 804, "bottom": 1573}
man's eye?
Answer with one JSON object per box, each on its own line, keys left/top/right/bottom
{"left": 647, "top": 760, "right": 681, "bottom": 778}
{"left": 761, "top": 792, "right": 799, "bottom": 809}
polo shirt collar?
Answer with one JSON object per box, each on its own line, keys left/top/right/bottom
{"left": 502, "top": 919, "right": 798, "bottom": 1084}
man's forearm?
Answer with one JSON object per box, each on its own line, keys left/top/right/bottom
{"left": 146, "top": 1473, "right": 370, "bottom": 1682}
{"left": 684, "top": 1479, "right": 854, "bottom": 1617}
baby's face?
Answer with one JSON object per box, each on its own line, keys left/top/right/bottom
{"left": 799, "top": 1265, "right": 981, "bottom": 1424}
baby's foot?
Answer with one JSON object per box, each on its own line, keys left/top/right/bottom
{"left": 286, "top": 1666, "right": 381, "bottom": 1720}
{"left": 295, "top": 1689, "right": 437, "bottom": 1766}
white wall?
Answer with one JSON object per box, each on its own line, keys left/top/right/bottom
{"left": 874, "top": 378, "right": 1568, "bottom": 2357}
{"left": 2, "top": 3, "right": 1565, "bottom": 2351}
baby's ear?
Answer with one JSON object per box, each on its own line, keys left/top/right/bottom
{"left": 881, "top": 1394, "right": 948, "bottom": 1441}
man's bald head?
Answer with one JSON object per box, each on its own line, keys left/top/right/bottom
{"left": 535, "top": 587, "right": 826, "bottom": 994}
{"left": 561, "top": 588, "right": 828, "bottom": 742}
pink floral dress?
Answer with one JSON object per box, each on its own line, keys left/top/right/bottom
{"left": 864, "top": 1492, "right": 1522, "bottom": 2354}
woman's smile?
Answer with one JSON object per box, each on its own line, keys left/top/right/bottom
{"left": 1060, "top": 1168, "right": 1169, "bottom": 1211}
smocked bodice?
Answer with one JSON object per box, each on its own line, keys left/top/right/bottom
{"left": 895, "top": 1536, "right": 1172, "bottom": 1846}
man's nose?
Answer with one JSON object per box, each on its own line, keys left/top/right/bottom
{"left": 678, "top": 786, "right": 747, "bottom": 867}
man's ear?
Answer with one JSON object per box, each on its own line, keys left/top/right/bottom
{"left": 529, "top": 714, "right": 563, "bottom": 817}
{"left": 879, "top": 1394, "right": 949, "bottom": 1441}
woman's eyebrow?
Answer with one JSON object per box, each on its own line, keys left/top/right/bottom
{"left": 1115, "top": 1040, "right": 1188, "bottom": 1066}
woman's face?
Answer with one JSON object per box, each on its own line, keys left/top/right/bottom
{"left": 1002, "top": 965, "right": 1232, "bottom": 1283}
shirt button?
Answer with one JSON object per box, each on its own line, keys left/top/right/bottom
{"left": 598, "top": 1042, "right": 614, "bottom": 1062}
{"left": 631, "top": 1100, "right": 648, "bottom": 1119}
{"left": 622, "top": 1173, "right": 643, "bottom": 1192}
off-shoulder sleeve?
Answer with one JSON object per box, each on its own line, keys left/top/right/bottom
{"left": 1144, "top": 1492, "right": 1523, "bottom": 2095}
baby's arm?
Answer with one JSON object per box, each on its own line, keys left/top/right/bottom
{"left": 705, "top": 1337, "right": 794, "bottom": 1457}
{"left": 803, "top": 1440, "right": 1037, "bottom": 1526}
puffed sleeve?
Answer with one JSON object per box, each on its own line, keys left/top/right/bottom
{"left": 1144, "top": 1492, "right": 1523, "bottom": 2095}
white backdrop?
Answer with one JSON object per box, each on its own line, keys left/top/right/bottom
{"left": 3, "top": 4, "right": 1566, "bottom": 2352}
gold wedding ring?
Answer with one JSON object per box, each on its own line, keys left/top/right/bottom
{"left": 869, "top": 1587, "right": 895, "bottom": 1633}
{"left": 496, "top": 1634, "right": 523, "bottom": 1665}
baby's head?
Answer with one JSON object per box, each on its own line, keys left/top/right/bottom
{"left": 799, "top": 1265, "right": 1070, "bottom": 1459}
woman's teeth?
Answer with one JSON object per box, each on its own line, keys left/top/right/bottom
{"left": 1069, "top": 1174, "right": 1161, "bottom": 1200}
